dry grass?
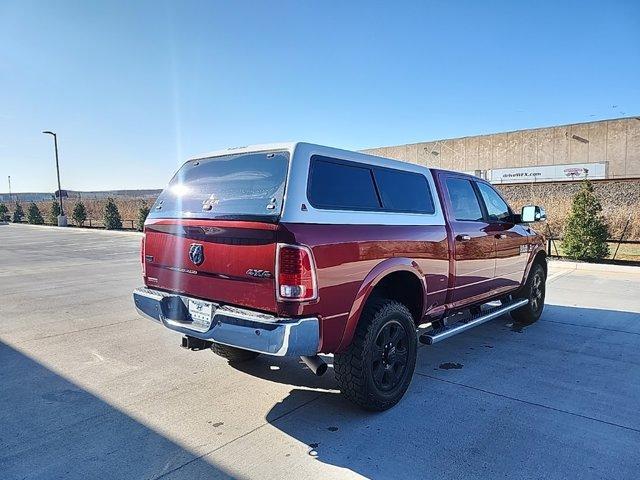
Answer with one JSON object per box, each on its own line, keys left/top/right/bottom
{"left": 33, "top": 197, "right": 154, "bottom": 228}
{"left": 498, "top": 181, "right": 640, "bottom": 241}
{"left": 504, "top": 196, "right": 639, "bottom": 240}
{"left": 547, "top": 241, "right": 640, "bottom": 262}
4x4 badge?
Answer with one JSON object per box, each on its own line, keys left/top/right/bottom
{"left": 188, "top": 244, "right": 204, "bottom": 266}
{"left": 246, "top": 269, "right": 272, "bottom": 278}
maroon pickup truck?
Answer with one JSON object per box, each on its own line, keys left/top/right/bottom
{"left": 133, "top": 142, "right": 547, "bottom": 410}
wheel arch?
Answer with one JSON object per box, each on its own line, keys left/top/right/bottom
{"left": 521, "top": 246, "right": 547, "bottom": 286}
{"left": 335, "top": 258, "right": 426, "bottom": 353}
{"left": 532, "top": 248, "right": 548, "bottom": 277}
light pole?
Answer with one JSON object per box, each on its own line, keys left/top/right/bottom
{"left": 43, "top": 130, "right": 67, "bottom": 226}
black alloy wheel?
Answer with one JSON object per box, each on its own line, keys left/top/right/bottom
{"left": 529, "top": 267, "right": 545, "bottom": 315}
{"left": 511, "top": 262, "right": 546, "bottom": 323}
{"left": 372, "top": 320, "right": 410, "bottom": 392}
{"left": 334, "top": 298, "right": 417, "bottom": 411}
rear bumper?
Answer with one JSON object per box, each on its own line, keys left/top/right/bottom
{"left": 132, "top": 287, "right": 319, "bottom": 357}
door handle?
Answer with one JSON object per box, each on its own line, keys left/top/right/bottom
{"left": 495, "top": 234, "right": 507, "bottom": 239}
{"left": 456, "top": 234, "right": 471, "bottom": 241}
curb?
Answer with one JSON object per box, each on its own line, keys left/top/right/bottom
{"left": 548, "top": 259, "right": 640, "bottom": 274}
{"left": 5, "top": 223, "right": 143, "bottom": 237}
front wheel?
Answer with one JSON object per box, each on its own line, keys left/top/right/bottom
{"left": 511, "top": 262, "right": 546, "bottom": 324}
{"left": 334, "top": 299, "right": 417, "bottom": 411}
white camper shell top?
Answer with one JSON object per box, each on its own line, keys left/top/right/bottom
{"left": 187, "top": 142, "right": 446, "bottom": 226}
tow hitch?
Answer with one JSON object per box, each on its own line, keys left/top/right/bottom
{"left": 181, "top": 335, "right": 213, "bottom": 351}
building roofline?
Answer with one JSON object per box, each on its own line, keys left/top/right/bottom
{"left": 362, "top": 115, "right": 640, "bottom": 151}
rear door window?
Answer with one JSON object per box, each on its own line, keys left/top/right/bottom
{"left": 445, "top": 178, "right": 484, "bottom": 221}
{"left": 307, "top": 157, "right": 381, "bottom": 210}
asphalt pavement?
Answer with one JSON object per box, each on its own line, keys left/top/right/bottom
{"left": 1, "top": 223, "right": 639, "bottom": 479}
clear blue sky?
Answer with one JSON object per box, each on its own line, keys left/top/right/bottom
{"left": 1, "top": 0, "right": 639, "bottom": 192}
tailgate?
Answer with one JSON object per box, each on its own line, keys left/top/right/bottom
{"left": 143, "top": 219, "right": 278, "bottom": 313}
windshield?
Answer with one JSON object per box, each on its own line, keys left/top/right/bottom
{"left": 149, "top": 150, "right": 289, "bottom": 221}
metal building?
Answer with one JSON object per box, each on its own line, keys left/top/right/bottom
{"left": 362, "top": 117, "right": 640, "bottom": 183}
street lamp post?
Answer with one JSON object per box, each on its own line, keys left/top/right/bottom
{"left": 42, "top": 130, "right": 67, "bottom": 226}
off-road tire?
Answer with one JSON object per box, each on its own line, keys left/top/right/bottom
{"left": 211, "top": 343, "right": 260, "bottom": 363}
{"left": 334, "top": 298, "right": 417, "bottom": 411}
{"left": 511, "top": 262, "right": 546, "bottom": 324}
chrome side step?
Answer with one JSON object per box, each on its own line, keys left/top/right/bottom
{"left": 419, "top": 298, "right": 529, "bottom": 345}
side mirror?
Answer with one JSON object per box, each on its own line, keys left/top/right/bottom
{"left": 521, "top": 205, "right": 546, "bottom": 223}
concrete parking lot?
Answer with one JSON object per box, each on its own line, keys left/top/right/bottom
{"left": 1, "top": 223, "right": 639, "bottom": 480}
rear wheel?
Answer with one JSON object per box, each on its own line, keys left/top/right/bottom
{"left": 211, "top": 343, "right": 260, "bottom": 363}
{"left": 334, "top": 299, "right": 417, "bottom": 411}
{"left": 511, "top": 262, "right": 546, "bottom": 323}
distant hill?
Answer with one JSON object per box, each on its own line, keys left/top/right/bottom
{"left": 0, "top": 189, "right": 161, "bottom": 203}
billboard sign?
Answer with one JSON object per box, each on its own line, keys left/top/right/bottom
{"left": 488, "top": 162, "right": 606, "bottom": 184}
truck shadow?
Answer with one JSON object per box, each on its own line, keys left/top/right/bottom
{"left": 251, "top": 304, "right": 640, "bottom": 479}
{"left": 228, "top": 306, "right": 550, "bottom": 391}
{"left": 0, "top": 341, "right": 234, "bottom": 480}
{"left": 230, "top": 354, "right": 337, "bottom": 390}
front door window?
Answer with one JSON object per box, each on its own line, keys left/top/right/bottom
{"left": 476, "top": 182, "right": 510, "bottom": 222}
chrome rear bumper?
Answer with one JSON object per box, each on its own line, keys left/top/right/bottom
{"left": 133, "top": 287, "right": 319, "bottom": 357}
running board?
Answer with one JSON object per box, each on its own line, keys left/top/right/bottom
{"left": 419, "top": 298, "right": 529, "bottom": 345}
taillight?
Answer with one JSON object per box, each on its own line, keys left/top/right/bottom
{"left": 276, "top": 244, "right": 318, "bottom": 301}
{"left": 140, "top": 235, "right": 146, "bottom": 276}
